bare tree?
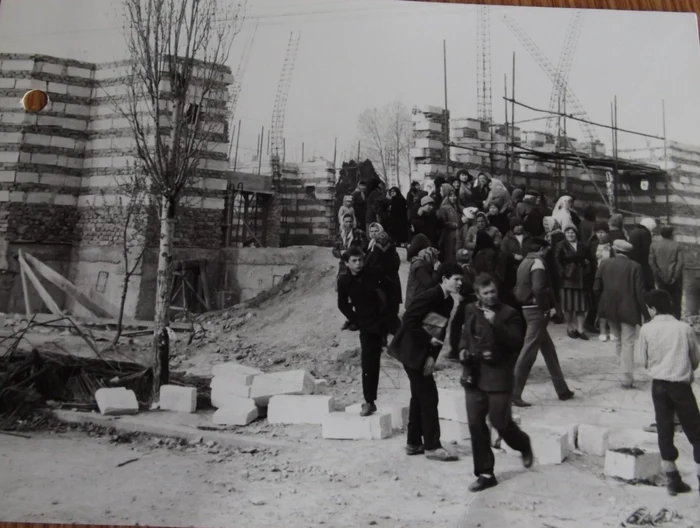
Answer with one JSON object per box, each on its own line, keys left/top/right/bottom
{"left": 357, "top": 101, "right": 412, "bottom": 192}
{"left": 117, "top": 0, "right": 243, "bottom": 398}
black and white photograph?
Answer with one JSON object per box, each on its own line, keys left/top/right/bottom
{"left": 1, "top": 0, "right": 700, "bottom": 526}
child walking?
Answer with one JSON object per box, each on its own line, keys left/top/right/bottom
{"left": 638, "top": 289, "right": 700, "bottom": 497}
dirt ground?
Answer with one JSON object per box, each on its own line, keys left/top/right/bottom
{"left": 2, "top": 247, "right": 700, "bottom": 527}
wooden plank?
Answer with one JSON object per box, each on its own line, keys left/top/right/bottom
{"left": 22, "top": 251, "right": 119, "bottom": 319}
{"left": 199, "top": 260, "right": 212, "bottom": 311}
{"left": 19, "top": 260, "right": 31, "bottom": 318}
{"left": 18, "top": 253, "right": 63, "bottom": 317}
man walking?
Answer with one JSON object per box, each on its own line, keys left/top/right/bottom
{"left": 638, "top": 289, "right": 700, "bottom": 497}
{"left": 650, "top": 226, "right": 685, "bottom": 319}
{"left": 593, "top": 240, "right": 648, "bottom": 388}
{"left": 337, "top": 246, "right": 389, "bottom": 416}
{"left": 511, "top": 237, "right": 575, "bottom": 407}
{"left": 388, "top": 263, "right": 465, "bottom": 462}
{"left": 456, "top": 273, "right": 534, "bottom": 492}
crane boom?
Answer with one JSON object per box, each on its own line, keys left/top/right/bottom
{"left": 270, "top": 31, "right": 301, "bottom": 177}
{"left": 227, "top": 21, "right": 259, "bottom": 158}
{"left": 545, "top": 11, "right": 584, "bottom": 136}
{"left": 476, "top": 5, "right": 492, "bottom": 123}
{"left": 501, "top": 14, "right": 598, "bottom": 146}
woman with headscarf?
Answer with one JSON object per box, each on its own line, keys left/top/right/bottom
{"left": 461, "top": 211, "right": 503, "bottom": 255}
{"left": 364, "top": 230, "right": 402, "bottom": 344}
{"left": 483, "top": 178, "right": 511, "bottom": 213}
{"left": 543, "top": 216, "right": 565, "bottom": 323}
{"left": 471, "top": 172, "right": 491, "bottom": 210}
{"left": 337, "top": 195, "right": 356, "bottom": 229}
{"left": 456, "top": 170, "right": 475, "bottom": 208}
{"left": 555, "top": 223, "right": 594, "bottom": 340}
{"left": 404, "top": 235, "right": 441, "bottom": 310}
{"left": 436, "top": 185, "right": 461, "bottom": 263}
{"left": 552, "top": 195, "right": 581, "bottom": 235}
{"left": 387, "top": 186, "right": 408, "bottom": 246}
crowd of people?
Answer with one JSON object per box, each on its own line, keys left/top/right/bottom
{"left": 334, "top": 171, "right": 699, "bottom": 497}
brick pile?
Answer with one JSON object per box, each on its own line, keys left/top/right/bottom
{"left": 411, "top": 105, "right": 450, "bottom": 181}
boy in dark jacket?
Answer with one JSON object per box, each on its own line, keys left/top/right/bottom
{"left": 337, "top": 246, "right": 390, "bottom": 416}
{"left": 455, "top": 273, "right": 533, "bottom": 492}
{"left": 388, "top": 262, "right": 465, "bottom": 462}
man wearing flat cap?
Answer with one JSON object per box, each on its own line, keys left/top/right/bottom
{"left": 594, "top": 239, "right": 649, "bottom": 389}
{"left": 512, "top": 237, "right": 575, "bottom": 407}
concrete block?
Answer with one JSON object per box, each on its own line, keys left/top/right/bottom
{"left": 322, "top": 412, "right": 392, "bottom": 440}
{"left": 437, "top": 389, "right": 467, "bottom": 423}
{"left": 314, "top": 379, "right": 328, "bottom": 390}
{"left": 211, "top": 385, "right": 252, "bottom": 407}
{"left": 345, "top": 403, "right": 409, "bottom": 430}
{"left": 210, "top": 377, "right": 251, "bottom": 398}
{"left": 250, "top": 370, "right": 315, "bottom": 407}
{"left": 267, "top": 395, "right": 334, "bottom": 425}
{"left": 159, "top": 385, "right": 197, "bottom": 413}
{"left": 440, "top": 419, "right": 470, "bottom": 443}
{"left": 95, "top": 387, "right": 139, "bottom": 416}
{"left": 211, "top": 362, "right": 263, "bottom": 386}
{"left": 604, "top": 448, "right": 661, "bottom": 481}
{"left": 531, "top": 429, "right": 569, "bottom": 465}
{"left": 212, "top": 398, "right": 259, "bottom": 426}
{"left": 578, "top": 424, "right": 610, "bottom": 456}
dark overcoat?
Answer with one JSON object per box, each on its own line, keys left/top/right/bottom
{"left": 593, "top": 255, "right": 648, "bottom": 326}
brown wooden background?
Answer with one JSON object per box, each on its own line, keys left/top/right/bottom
{"left": 2, "top": 1, "right": 698, "bottom": 528}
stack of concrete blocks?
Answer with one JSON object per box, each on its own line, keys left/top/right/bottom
{"left": 436, "top": 388, "right": 471, "bottom": 444}
{"left": 450, "top": 118, "right": 491, "bottom": 168}
{"left": 0, "top": 54, "right": 233, "bottom": 320}
{"left": 278, "top": 159, "right": 337, "bottom": 247}
{"left": 94, "top": 387, "right": 139, "bottom": 416}
{"left": 521, "top": 131, "right": 554, "bottom": 175}
{"left": 411, "top": 105, "right": 449, "bottom": 181}
{"left": 210, "top": 362, "right": 263, "bottom": 425}
{"left": 579, "top": 140, "right": 606, "bottom": 157}
{"left": 491, "top": 124, "right": 521, "bottom": 171}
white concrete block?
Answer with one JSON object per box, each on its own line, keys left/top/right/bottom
{"left": 250, "top": 370, "right": 315, "bottom": 407}
{"left": 578, "top": 424, "right": 610, "bottom": 456}
{"left": 211, "top": 385, "right": 252, "bottom": 407}
{"left": 437, "top": 389, "right": 467, "bottom": 423}
{"left": 95, "top": 387, "right": 138, "bottom": 416}
{"left": 211, "top": 362, "right": 263, "bottom": 386}
{"left": 314, "top": 379, "right": 329, "bottom": 390}
{"left": 531, "top": 429, "right": 569, "bottom": 465}
{"left": 345, "top": 403, "right": 409, "bottom": 431}
{"left": 322, "top": 412, "right": 392, "bottom": 440}
{"left": 604, "top": 448, "right": 661, "bottom": 481}
{"left": 267, "top": 395, "right": 334, "bottom": 425}
{"left": 212, "top": 398, "right": 259, "bottom": 426}
{"left": 210, "top": 377, "right": 251, "bottom": 399}
{"left": 159, "top": 385, "right": 197, "bottom": 413}
{"left": 440, "top": 419, "right": 470, "bottom": 443}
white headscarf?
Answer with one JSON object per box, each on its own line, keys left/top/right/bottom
{"left": 552, "top": 196, "right": 573, "bottom": 231}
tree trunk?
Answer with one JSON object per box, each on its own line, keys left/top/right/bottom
{"left": 151, "top": 197, "right": 175, "bottom": 401}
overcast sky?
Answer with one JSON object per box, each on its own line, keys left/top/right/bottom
{"left": 1, "top": 0, "right": 699, "bottom": 163}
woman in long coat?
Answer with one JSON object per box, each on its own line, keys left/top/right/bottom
{"left": 436, "top": 186, "right": 461, "bottom": 263}
{"left": 364, "top": 230, "right": 402, "bottom": 342}
{"left": 387, "top": 186, "right": 408, "bottom": 246}
{"left": 555, "top": 223, "right": 594, "bottom": 340}
{"left": 543, "top": 216, "right": 565, "bottom": 323}
{"left": 471, "top": 172, "right": 491, "bottom": 210}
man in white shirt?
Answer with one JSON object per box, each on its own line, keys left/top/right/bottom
{"left": 638, "top": 289, "right": 700, "bottom": 497}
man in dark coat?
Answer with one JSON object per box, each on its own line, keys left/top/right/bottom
{"left": 337, "top": 246, "right": 390, "bottom": 416}
{"left": 406, "top": 181, "right": 421, "bottom": 214}
{"left": 516, "top": 191, "right": 545, "bottom": 237}
{"left": 512, "top": 238, "right": 574, "bottom": 407}
{"left": 388, "top": 263, "right": 464, "bottom": 462}
{"left": 352, "top": 181, "right": 368, "bottom": 231}
{"left": 333, "top": 213, "right": 369, "bottom": 330}
{"left": 593, "top": 239, "right": 649, "bottom": 389}
{"left": 454, "top": 273, "right": 533, "bottom": 492}
{"left": 650, "top": 226, "right": 685, "bottom": 319}
{"left": 628, "top": 217, "right": 657, "bottom": 291}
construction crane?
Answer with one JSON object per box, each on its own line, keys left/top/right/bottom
{"left": 545, "top": 11, "right": 584, "bottom": 137}
{"left": 476, "top": 5, "right": 492, "bottom": 124}
{"left": 501, "top": 14, "right": 599, "bottom": 146}
{"left": 227, "top": 21, "right": 259, "bottom": 158}
{"left": 270, "top": 31, "right": 301, "bottom": 180}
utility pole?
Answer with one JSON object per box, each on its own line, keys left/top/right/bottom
{"left": 443, "top": 39, "right": 450, "bottom": 178}
{"left": 509, "top": 53, "right": 516, "bottom": 183}
{"left": 257, "top": 125, "right": 264, "bottom": 175}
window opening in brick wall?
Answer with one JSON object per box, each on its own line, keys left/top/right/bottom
{"left": 95, "top": 271, "right": 109, "bottom": 293}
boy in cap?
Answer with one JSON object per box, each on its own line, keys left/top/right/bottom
{"left": 638, "top": 289, "right": 700, "bottom": 497}
{"left": 411, "top": 195, "right": 441, "bottom": 247}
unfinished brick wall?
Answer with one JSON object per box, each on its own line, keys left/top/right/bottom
{"left": 278, "top": 159, "right": 336, "bottom": 247}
